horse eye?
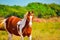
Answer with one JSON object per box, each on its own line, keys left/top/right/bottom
{"left": 18, "top": 24, "right": 20, "bottom": 27}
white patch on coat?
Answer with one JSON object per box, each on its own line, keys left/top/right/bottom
{"left": 3, "top": 19, "right": 7, "bottom": 29}
{"left": 29, "top": 16, "right": 33, "bottom": 27}
{"left": 17, "top": 17, "right": 26, "bottom": 34}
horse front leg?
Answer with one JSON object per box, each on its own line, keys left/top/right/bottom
{"left": 20, "top": 34, "right": 24, "bottom": 40}
{"left": 8, "top": 32, "right": 12, "bottom": 40}
{"left": 19, "top": 25, "right": 24, "bottom": 40}
{"left": 20, "top": 29, "right": 24, "bottom": 40}
{"left": 18, "top": 27, "right": 24, "bottom": 40}
{"left": 28, "top": 35, "right": 32, "bottom": 40}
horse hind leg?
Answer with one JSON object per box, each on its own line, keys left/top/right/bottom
{"left": 8, "top": 32, "right": 12, "bottom": 40}
{"left": 3, "top": 19, "right": 12, "bottom": 40}
{"left": 28, "top": 35, "right": 32, "bottom": 40}
{"left": 20, "top": 34, "right": 24, "bottom": 40}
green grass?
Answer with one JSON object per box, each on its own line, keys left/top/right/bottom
{"left": 0, "top": 22, "right": 60, "bottom": 40}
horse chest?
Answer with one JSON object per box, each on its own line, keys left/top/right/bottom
{"left": 22, "top": 26, "right": 32, "bottom": 37}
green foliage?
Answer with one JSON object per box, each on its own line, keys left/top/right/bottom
{"left": 49, "top": 3, "right": 60, "bottom": 16}
{"left": 0, "top": 3, "right": 60, "bottom": 18}
{"left": 0, "top": 4, "right": 27, "bottom": 18}
{"left": 26, "top": 3, "right": 58, "bottom": 18}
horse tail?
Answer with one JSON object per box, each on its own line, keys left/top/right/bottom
{"left": 0, "top": 19, "right": 7, "bottom": 30}
{"left": 0, "top": 19, "right": 7, "bottom": 26}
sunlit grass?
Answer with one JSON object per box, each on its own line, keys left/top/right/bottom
{"left": 0, "top": 22, "right": 60, "bottom": 40}
{"left": 32, "top": 22, "right": 60, "bottom": 40}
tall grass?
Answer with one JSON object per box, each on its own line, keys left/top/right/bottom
{"left": 0, "top": 22, "right": 60, "bottom": 40}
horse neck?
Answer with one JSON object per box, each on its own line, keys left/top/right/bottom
{"left": 22, "top": 16, "right": 32, "bottom": 27}
{"left": 26, "top": 20, "right": 29, "bottom": 25}
{"left": 25, "top": 19, "right": 32, "bottom": 27}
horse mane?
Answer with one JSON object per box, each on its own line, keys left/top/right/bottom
{"left": 24, "top": 11, "right": 31, "bottom": 18}
{"left": 24, "top": 12, "right": 28, "bottom": 18}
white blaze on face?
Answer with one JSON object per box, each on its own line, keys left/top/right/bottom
{"left": 29, "top": 16, "right": 33, "bottom": 26}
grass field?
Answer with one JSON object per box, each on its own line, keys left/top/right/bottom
{"left": 0, "top": 22, "right": 60, "bottom": 40}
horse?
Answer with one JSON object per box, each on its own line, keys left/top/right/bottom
{"left": 3, "top": 11, "right": 34, "bottom": 40}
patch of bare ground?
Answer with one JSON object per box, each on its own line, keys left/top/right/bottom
{"left": 33, "top": 17, "right": 60, "bottom": 23}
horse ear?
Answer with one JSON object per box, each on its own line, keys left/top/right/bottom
{"left": 32, "top": 11, "right": 34, "bottom": 13}
{"left": 28, "top": 11, "right": 30, "bottom": 14}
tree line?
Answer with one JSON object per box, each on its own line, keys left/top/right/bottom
{"left": 0, "top": 2, "right": 60, "bottom": 18}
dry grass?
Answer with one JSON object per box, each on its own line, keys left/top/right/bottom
{"left": 0, "top": 22, "right": 60, "bottom": 40}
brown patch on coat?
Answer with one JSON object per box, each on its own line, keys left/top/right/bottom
{"left": 5, "top": 16, "right": 21, "bottom": 36}
{"left": 22, "top": 20, "right": 32, "bottom": 37}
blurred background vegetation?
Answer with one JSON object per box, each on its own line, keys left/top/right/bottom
{"left": 0, "top": 2, "right": 60, "bottom": 40}
{"left": 0, "top": 2, "right": 60, "bottom": 18}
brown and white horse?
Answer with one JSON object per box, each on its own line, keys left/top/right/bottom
{"left": 3, "top": 11, "right": 34, "bottom": 40}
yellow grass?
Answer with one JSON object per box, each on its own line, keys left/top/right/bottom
{"left": 0, "top": 17, "right": 60, "bottom": 40}
{"left": 0, "top": 22, "right": 60, "bottom": 40}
